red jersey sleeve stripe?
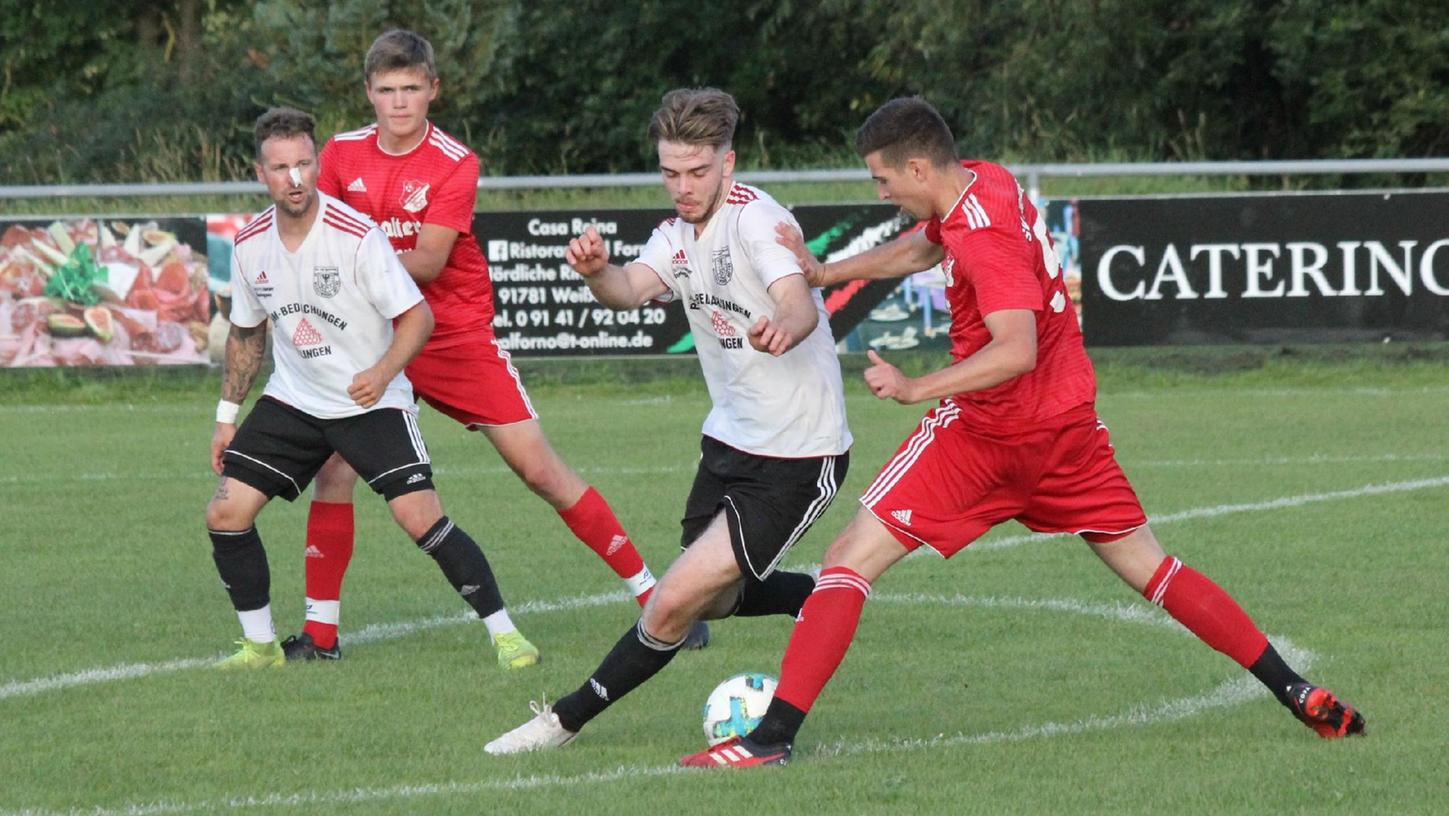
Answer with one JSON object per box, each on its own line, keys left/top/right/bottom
{"left": 325, "top": 207, "right": 374, "bottom": 233}
{"left": 322, "top": 215, "right": 370, "bottom": 239}
{"left": 234, "top": 210, "right": 274, "bottom": 246}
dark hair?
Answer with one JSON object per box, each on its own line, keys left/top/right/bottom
{"left": 854, "top": 97, "right": 958, "bottom": 169}
{"left": 647, "top": 87, "right": 740, "bottom": 150}
{"left": 365, "top": 29, "right": 437, "bottom": 82}
{"left": 253, "top": 107, "right": 316, "bottom": 158}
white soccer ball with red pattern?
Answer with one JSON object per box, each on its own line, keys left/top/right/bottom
{"left": 702, "top": 672, "right": 778, "bottom": 746}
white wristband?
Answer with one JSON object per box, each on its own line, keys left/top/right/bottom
{"left": 216, "top": 400, "right": 241, "bottom": 424}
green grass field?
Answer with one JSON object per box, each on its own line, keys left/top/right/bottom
{"left": 2, "top": 347, "right": 1446, "bottom": 815}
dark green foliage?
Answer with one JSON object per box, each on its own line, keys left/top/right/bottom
{"left": 1, "top": 0, "right": 1445, "bottom": 184}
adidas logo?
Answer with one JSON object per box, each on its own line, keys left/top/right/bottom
{"left": 406, "top": 473, "right": 426, "bottom": 484}
{"left": 671, "top": 249, "right": 691, "bottom": 279}
{"left": 255, "top": 271, "right": 269, "bottom": 284}
{"left": 347, "top": 177, "right": 367, "bottom": 193}
{"left": 606, "top": 534, "right": 628, "bottom": 556}
{"left": 890, "top": 508, "right": 913, "bottom": 526}
{"left": 589, "top": 678, "right": 610, "bottom": 701}
{"left": 304, "top": 544, "right": 323, "bottom": 558}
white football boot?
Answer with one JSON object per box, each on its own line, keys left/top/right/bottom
{"left": 484, "top": 700, "right": 578, "bottom": 755}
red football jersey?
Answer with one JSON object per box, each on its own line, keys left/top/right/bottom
{"left": 319, "top": 122, "right": 492, "bottom": 338}
{"left": 923, "top": 160, "right": 1096, "bottom": 431}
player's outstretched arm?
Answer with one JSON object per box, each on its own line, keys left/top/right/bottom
{"left": 348, "top": 301, "right": 434, "bottom": 409}
{"left": 748, "top": 273, "right": 819, "bottom": 356}
{"left": 212, "top": 322, "right": 266, "bottom": 473}
{"left": 566, "top": 225, "right": 667, "bottom": 308}
{"left": 776, "top": 222, "right": 943, "bottom": 287}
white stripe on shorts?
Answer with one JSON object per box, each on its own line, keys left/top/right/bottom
{"left": 762, "top": 454, "right": 842, "bottom": 577}
{"left": 366, "top": 410, "right": 431, "bottom": 485}
{"left": 225, "top": 451, "right": 301, "bottom": 497}
{"left": 491, "top": 338, "right": 538, "bottom": 421}
{"left": 861, "top": 402, "right": 960, "bottom": 508}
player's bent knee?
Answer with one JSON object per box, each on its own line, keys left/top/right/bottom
{"left": 641, "top": 584, "right": 695, "bottom": 636}
{"left": 387, "top": 488, "right": 444, "bottom": 539}
{"left": 205, "top": 499, "right": 253, "bottom": 532}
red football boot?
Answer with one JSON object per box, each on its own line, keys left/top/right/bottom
{"left": 679, "top": 736, "right": 792, "bottom": 768}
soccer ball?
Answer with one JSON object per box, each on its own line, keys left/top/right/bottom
{"left": 702, "top": 672, "right": 778, "bottom": 746}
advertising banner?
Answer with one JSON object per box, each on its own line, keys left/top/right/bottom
{"left": 1080, "top": 191, "right": 1449, "bottom": 345}
{"left": 479, "top": 204, "right": 942, "bottom": 357}
{"left": 1, "top": 217, "right": 212, "bottom": 367}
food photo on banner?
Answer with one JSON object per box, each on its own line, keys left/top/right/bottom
{"left": 1078, "top": 190, "right": 1449, "bottom": 346}
{"left": 0, "top": 217, "right": 212, "bottom": 368}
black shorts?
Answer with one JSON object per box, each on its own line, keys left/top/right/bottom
{"left": 222, "top": 397, "right": 435, "bottom": 502}
{"left": 680, "top": 436, "right": 849, "bottom": 580}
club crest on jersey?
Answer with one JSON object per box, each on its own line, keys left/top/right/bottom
{"left": 711, "top": 248, "right": 734, "bottom": 285}
{"left": 312, "top": 266, "right": 341, "bottom": 298}
{"left": 400, "top": 180, "right": 430, "bottom": 213}
{"left": 941, "top": 255, "right": 956, "bottom": 288}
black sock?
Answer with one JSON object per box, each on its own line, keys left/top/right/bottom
{"left": 1249, "top": 643, "right": 1308, "bottom": 708}
{"left": 209, "top": 527, "right": 269, "bottom": 611}
{"left": 553, "top": 621, "right": 683, "bottom": 732}
{"left": 749, "top": 697, "right": 807, "bottom": 746}
{"left": 416, "top": 517, "right": 504, "bottom": 618}
{"left": 735, "top": 570, "right": 816, "bottom": 618}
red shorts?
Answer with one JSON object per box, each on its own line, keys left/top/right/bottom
{"left": 404, "top": 331, "right": 538, "bottom": 428}
{"left": 861, "top": 403, "right": 1146, "bottom": 557}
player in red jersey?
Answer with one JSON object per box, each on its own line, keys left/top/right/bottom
{"left": 283, "top": 29, "right": 702, "bottom": 668}
{"left": 681, "top": 96, "right": 1364, "bottom": 769}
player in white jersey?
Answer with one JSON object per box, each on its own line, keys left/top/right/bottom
{"left": 486, "top": 88, "right": 852, "bottom": 754}
{"left": 205, "top": 107, "right": 519, "bottom": 669}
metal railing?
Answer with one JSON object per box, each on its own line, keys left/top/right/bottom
{"left": 4, "top": 159, "right": 1449, "bottom": 202}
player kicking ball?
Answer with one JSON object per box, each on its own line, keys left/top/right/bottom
{"left": 484, "top": 88, "right": 852, "bottom": 754}
{"left": 206, "top": 108, "right": 514, "bottom": 669}
{"left": 679, "top": 96, "right": 1364, "bottom": 768}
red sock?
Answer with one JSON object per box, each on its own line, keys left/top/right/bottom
{"left": 559, "top": 487, "right": 653, "bottom": 606}
{"left": 773, "top": 567, "right": 872, "bottom": 714}
{"left": 302, "top": 501, "right": 354, "bottom": 649}
{"left": 1144, "top": 556, "right": 1268, "bottom": 668}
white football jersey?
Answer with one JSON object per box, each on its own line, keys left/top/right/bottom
{"left": 636, "top": 182, "right": 851, "bottom": 457}
{"left": 230, "top": 193, "right": 424, "bottom": 419}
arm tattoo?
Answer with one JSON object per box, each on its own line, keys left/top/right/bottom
{"left": 222, "top": 323, "right": 267, "bottom": 403}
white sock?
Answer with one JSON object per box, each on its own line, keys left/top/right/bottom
{"left": 483, "top": 609, "right": 516, "bottom": 638}
{"left": 237, "top": 605, "right": 275, "bottom": 644}
{"left": 304, "top": 598, "right": 340, "bottom": 625}
{"left": 624, "top": 567, "right": 656, "bottom": 599}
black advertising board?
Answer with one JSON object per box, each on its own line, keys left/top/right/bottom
{"left": 1080, "top": 191, "right": 1449, "bottom": 345}
{"left": 477, "top": 204, "right": 915, "bottom": 357}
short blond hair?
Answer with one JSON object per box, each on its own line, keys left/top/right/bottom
{"left": 647, "top": 88, "right": 739, "bottom": 150}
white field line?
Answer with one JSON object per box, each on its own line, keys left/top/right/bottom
{"left": 0, "top": 596, "right": 1314, "bottom": 816}
{"left": 0, "top": 591, "right": 630, "bottom": 702}
{"left": 971, "top": 473, "right": 1449, "bottom": 553}
{"left": 1132, "top": 452, "right": 1448, "bottom": 467}
{"left": 1107, "top": 385, "right": 1449, "bottom": 399}
{"left": 2, "top": 453, "right": 1440, "bottom": 487}
{"left": 7, "top": 473, "right": 1434, "bottom": 700}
